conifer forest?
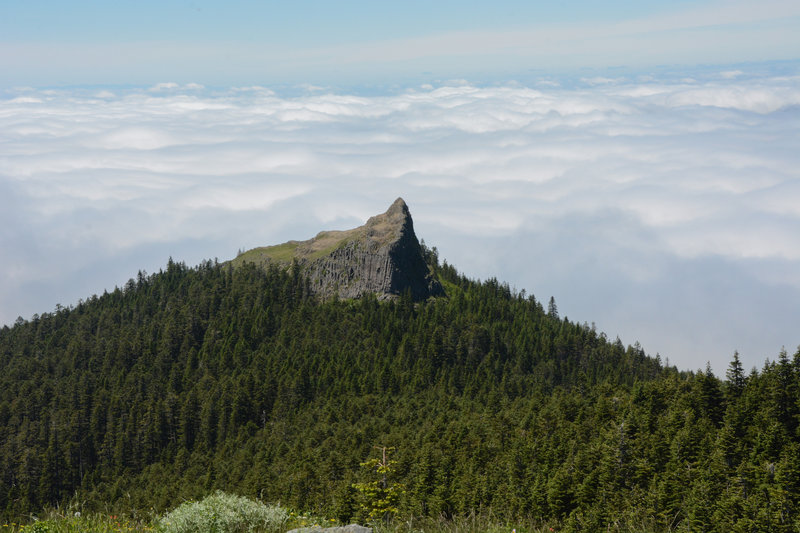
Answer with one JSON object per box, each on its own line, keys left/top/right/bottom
{"left": 1, "top": 251, "right": 799, "bottom": 531}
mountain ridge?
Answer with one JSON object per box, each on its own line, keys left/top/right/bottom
{"left": 0, "top": 202, "right": 797, "bottom": 531}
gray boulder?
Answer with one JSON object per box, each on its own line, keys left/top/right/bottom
{"left": 287, "top": 525, "right": 372, "bottom": 533}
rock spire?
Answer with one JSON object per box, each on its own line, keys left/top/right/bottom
{"left": 232, "top": 198, "right": 444, "bottom": 301}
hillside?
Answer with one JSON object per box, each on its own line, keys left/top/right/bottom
{"left": 0, "top": 203, "right": 799, "bottom": 531}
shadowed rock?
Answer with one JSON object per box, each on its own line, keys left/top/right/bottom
{"left": 232, "top": 198, "right": 444, "bottom": 301}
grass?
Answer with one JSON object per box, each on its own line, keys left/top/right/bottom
{"left": 3, "top": 495, "right": 568, "bottom": 533}
{"left": 3, "top": 512, "right": 154, "bottom": 532}
{"left": 229, "top": 231, "right": 358, "bottom": 269}
{"left": 254, "top": 242, "right": 302, "bottom": 263}
{"left": 3, "top": 511, "right": 562, "bottom": 533}
{"left": 374, "top": 514, "right": 563, "bottom": 533}
{"left": 231, "top": 242, "right": 301, "bottom": 267}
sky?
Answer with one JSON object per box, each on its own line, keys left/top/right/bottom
{"left": 1, "top": 1, "right": 800, "bottom": 374}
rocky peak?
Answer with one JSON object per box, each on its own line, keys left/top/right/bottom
{"left": 232, "top": 198, "right": 444, "bottom": 301}
{"left": 358, "top": 197, "right": 416, "bottom": 252}
{"left": 373, "top": 197, "right": 411, "bottom": 227}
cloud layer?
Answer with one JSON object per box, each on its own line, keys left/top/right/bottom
{"left": 2, "top": 65, "right": 799, "bottom": 373}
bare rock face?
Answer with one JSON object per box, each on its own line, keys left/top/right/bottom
{"left": 233, "top": 198, "right": 444, "bottom": 301}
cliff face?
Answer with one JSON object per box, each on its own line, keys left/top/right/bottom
{"left": 233, "top": 198, "right": 443, "bottom": 301}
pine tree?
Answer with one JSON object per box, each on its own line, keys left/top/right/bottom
{"left": 726, "top": 351, "right": 746, "bottom": 400}
{"left": 548, "top": 296, "right": 559, "bottom": 320}
{"left": 352, "top": 446, "right": 405, "bottom": 522}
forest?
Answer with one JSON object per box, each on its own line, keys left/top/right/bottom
{"left": 1, "top": 250, "right": 799, "bottom": 532}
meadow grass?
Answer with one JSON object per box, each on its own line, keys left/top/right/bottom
{"left": 3, "top": 511, "right": 153, "bottom": 532}
{"left": 4, "top": 509, "right": 559, "bottom": 533}
{"left": 3, "top": 495, "right": 571, "bottom": 533}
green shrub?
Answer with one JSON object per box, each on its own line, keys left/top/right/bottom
{"left": 156, "top": 491, "right": 288, "bottom": 533}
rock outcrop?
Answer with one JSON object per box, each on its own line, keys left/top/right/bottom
{"left": 232, "top": 198, "right": 444, "bottom": 301}
{"left": 287, "top": 525, "right": 372, "bottom": 533}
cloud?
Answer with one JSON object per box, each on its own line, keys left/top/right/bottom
{"left": 148, "top": 82, "right": 180, "bottom": 91}
{"left": 1, "top": 65, "right": 799, "bottom": 374}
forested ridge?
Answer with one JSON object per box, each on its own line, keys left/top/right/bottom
{"left": 1, "top": 252, "right": 799, "bottom": 531}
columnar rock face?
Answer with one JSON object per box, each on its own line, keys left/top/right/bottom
{"left": 232, "top": 198, "right": 444, "bottom": 301}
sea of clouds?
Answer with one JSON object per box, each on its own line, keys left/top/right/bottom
{"left": 2, "top": 65, "right": 799, "bottom": 373}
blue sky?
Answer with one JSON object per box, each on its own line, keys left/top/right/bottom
{"left": 2, "top": 1, "right": 799, "bottom": 86}
{"left": 1, "top": 1, "right": 800, "bottom": 374}
{"left": 2, "top": 1, "right": 704, "bottom": 43}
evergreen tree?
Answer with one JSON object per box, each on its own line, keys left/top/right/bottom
{"left": 548, "top": 296, "right": 559, "bottom": 319}
{"left": 726, "top": 350, "right": 746, "bottom": 400}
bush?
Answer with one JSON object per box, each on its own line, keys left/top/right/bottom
{"left": 156, "top": 491, "right": 288, "bottom": 533}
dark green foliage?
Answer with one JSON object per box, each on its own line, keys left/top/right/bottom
{"left": 1, "top": 254, "right": 799, "bottom": 532}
